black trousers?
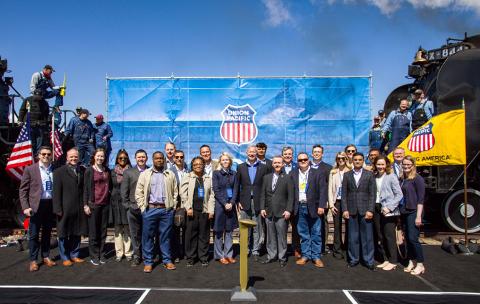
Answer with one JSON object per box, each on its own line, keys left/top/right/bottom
{"left": 290, "top": 214, "right": 300, "bottom": 253}
{"left": 88, "top": 204, "right": 109, "bottom": 260}
{"left": 185, "top": 210, "right": 210, "bottom": 263}
{"left": 127, "top": 208, "right": 143, "bottom": 259}
{"left": 333, "top": 200, "right": 348, "bottom": 253}
{"left": 28, "top": 199, "right": 54, "bottom": 261}
{"left": 381, "top": 215, "right": 398, "bottom": 263}
{"left": 374, "top": 204, "right": 387, "bottom": 262}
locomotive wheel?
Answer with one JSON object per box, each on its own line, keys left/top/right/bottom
{"left": 442, "top": 189, "right": 480, "bottom": 233}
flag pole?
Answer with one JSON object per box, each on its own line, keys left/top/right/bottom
{"left": 51, "top": 110, "right": 55, "bottom": 162}
{"left": 462, "top": 99, "right": 471, "bottom": 252}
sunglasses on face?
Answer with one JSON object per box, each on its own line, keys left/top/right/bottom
{"left": 175, "top": 156, "right": 184, "bottom": 159}
{"left": 40, "top": 153, "right": 52, "bottom": 156}
{"left": 347, "top": 150, "right": 356, "bottom": 153}
{"left": 337, "top": 157, "right": 345, "bottom": 161}
{"left": 118, "top": 157, "right": 128, "bottom": 160}
{"left": 298, "top": 158, "right": 309, "bottom": 163}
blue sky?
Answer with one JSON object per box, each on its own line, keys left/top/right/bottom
{"left": 3, "top": 0, "right": 479, "bottom": 119}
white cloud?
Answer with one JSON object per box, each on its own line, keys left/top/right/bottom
{"left": 261, "top": 0, "right": 294, "bottom": 27}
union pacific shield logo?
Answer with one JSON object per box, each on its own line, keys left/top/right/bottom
{"left": 220, "top": 104, "right": 258, "bottom": 146}
{"left": 408, "top": 123, "right": 435, "bottom": 152}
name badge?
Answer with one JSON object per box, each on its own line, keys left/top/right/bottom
{"left": 336, "top": 186, "right": 342, "bottom": 198}
{"left": 300, "top": 182, "right": 307, "bottom": 192}
{"left": 198, "top": 187, "right": 205, "bottom": 198}
{"left": 226, "top": 188, "right": 233, "bottom": 199}
{"left": 46, "top": 181, "right": 53, "bottom": 191}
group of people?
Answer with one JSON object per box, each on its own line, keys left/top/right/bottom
{"left": 369, "top": 89, "right": 435, "bottom": 154}
{"left": 19, "top": 139, "right": 426, "bottom": 277}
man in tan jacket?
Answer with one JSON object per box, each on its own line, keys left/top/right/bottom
{"left": 135, "top": 151, "right": 178, "bottom": 273}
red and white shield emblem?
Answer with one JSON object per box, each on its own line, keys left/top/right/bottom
{"left": 408, "top": 123, "right": 435, "bottom": 152}
{"left": 220, "top": 104, "right": 258, "bottom": 146}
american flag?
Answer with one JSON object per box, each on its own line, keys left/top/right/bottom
{"left": 50, "top": 128, "right": 63, "bottom": 159}
{"left": 5, "top": 113, "right": 33, "bottom": 181}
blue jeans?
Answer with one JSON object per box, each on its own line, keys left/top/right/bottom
{"left": 77, "top": 144, "right": 94, "bottom": 166}
{"left": 28, "top": 200, "right": 54, "bottom": 261}
{"left": 44, "top": 89, "right": 63, "bottom": 107}
{"left": 214, "top": 231, "right": 233, "bottom": 259}
{"left": 403, "top": 211, "right": 424, "bottom": 262}
{"left": 30, "top": 125, "right": 46, "bottom": 156}
{"left": 347, "top": 214, "right": 374, "bottom": 266}
{"left": 297, "top": 204, "right": 322, "bottom": 260}
{"left": 58, "top": 236, "right": 81, "bottom": 261}
{"left": 142, "top": 208, "right": 174, "bottom": 265}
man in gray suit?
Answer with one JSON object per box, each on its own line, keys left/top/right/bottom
{"left": 260, "top": 156, "right": 294, "bottom": 267}
{"left": 341, "top": 152, "right": 376, "bottom": 270}
{"left": 121, "top": 149, "right": 148, "bottom": 266}
{"left": 19, "top": 146, "right": 57, "bottom": 271}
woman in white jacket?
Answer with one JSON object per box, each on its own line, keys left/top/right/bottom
{"left": 373, "top": 155, "right": 403, "bottom": 271}
{"left": 327, "top": 152, "right": 351, "bottom": 259}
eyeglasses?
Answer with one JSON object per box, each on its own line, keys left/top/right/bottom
{"left": 346, "top": 150, "right": 356, "bottom": 153}
{"left": 40, "top": 153, "right": 52, "bottom": 156}
{"left": 175, "top": 156, "right": 184, "bottom": 159}
{"left": 298, "top": 158, "right": 309, "bottom": 163}
{"left": 118, "top": 157, "right": 128, "bottom": 160}
{"left": 402, "top": 163, "right": 413, "bottom": 167}
{"left": 337, "top": 157, "right": 345, "bottom": 161}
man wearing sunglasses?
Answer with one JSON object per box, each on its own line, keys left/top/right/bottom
{"left": 170, "top": 150, "right": 189, "bottom": 262}
{"left": 291, "top": 152, "right": 328, "bottom": 268}
{"left": 19, "top": 146, "right": 57, "bottom": 271}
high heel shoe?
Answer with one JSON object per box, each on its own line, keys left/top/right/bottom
{"left": 382, "top": 263, "right": 397, "bottom": 271}
{"left": 411, "top": 266, "right": 425, "bottom": 275}
{"left": 404, "top": 260, "right": 414, "bottom": 272}
{"left": 376, "top": 261, "right": 389, "bottom": 268}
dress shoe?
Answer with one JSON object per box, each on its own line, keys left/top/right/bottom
{"left": 332, "top": 252, "right": 344, "bottom": 260}
{"left": 382, "top": 263, "right": 397, "bottom": 271}
{"left": 294, "top": 250, "right": 301, "bottom": 259}
{"left": 29, "top": 261, "right": 39, "bottom": 272}
{"left": 186, "top": 261, "right": 194, "bottom": 267}
{"left": 201, "top": 261, "right": 209, "bottom": 267}
{"left": 296, "top": 258, "right": 308, "bottom": 265}
{"left": 252, "top": 255, "right": 260, "bottom": 262}
{"left": 279, "top": 260, "right": 287, "bottom": 268}
{"left": 90, "top": 259, "right": 100, "bottom": 266}
{"left": 143, "top": 265, "right": 152, "bottom": 273}
{"left": 226, "top": 257, "right": 236, "bottom": 264}
{"left": 261, "top": 258, "right": 277, "bottom": 264}
{"left": 313, "top": 259, "right": 325, "bottom": 268}
{"left": 347, "top": 262, "right": 359, "bottom": 268}
{"left": 219, "top": 258, "right": 230, "bottom": 265}
{"left": 99, "top": 258, "right": 107, "bottom": 264}
{"left": 115, "top": 257, "right": 122, "bottom": 262}
{"left": 164, "top": 262, "right": 176, "bottom": 270}
{"left": 377, "top": 261, "right": 389, "bottom": 268}
{"left": 131, "top": 257, "right": 141, "bottom": 267}
{"left": 126, "top": 256, "right": 133, "bottom": 262}
{"left": 174, "top": 257, "right": 180, "bottom": 263}
{"left": 410, "top": 265, "right": 425, "bottom": 276}
{"left": 404, "top": 260, "right": 415, "bottom": 272}
{"left": 63, "top": 260, "right": 73, "bottom": 267}
{"left": 43, "top": 258, "right": 57, "bottom": 267}
{"left": 71, "top": 257, "right": 84, "bottom": 263}
{"left": 366, "top": 264, "right": 376, "bottom": 271}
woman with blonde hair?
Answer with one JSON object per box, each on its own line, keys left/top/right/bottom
{"left": 400, "top": 155, "right": 426, "bottom": 275}
{"left": 212, "top": 152, "right": 238, "bottom": 264}
{"left": 328, "top": 151, "right": 352, "bottom": 259}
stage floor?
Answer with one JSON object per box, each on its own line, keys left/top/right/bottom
{"left": 0, "top": 245, "right": 479, "bottom": 303}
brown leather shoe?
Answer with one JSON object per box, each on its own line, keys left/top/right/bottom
{"left": 62, "top": 260, "right": 73, "bottom": 267}
{"left": 43, "top": 258, "right": 57, "bottom": 267}
{"left": 294, "top": 250, "right": 302, "bottom": 259}
{"left": 163, "top": 263, "right": 176, "bottom": 270}
{"left": 219, "top": 258, "right": 230, "bottom": 265}
{"left": 226, "top": 257, "right": 236, "bottom": 264}
{"left": 29, "top": 261, "right": 39, "bottom": 272}
{"left": 313, "top": 259, "right": 325, "bottom": 268}
{"left": 71, "top": 257, "right": 85, "bottom": 263}
{"left": 296, "top": 258, "right": 308, "bottom": 265}
{"left": 143, "top": 265, "right": 152, "bottom": 273}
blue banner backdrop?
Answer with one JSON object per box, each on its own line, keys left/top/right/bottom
{"left": 107, "top": 76, "right": 371, "bottom": 166}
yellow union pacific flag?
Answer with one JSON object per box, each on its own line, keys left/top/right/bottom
{"left": 388, "top": 109, "right": 466, "bottom": 166}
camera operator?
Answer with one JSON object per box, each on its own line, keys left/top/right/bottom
{"left": 0, "top": 57, "right": 12, "bottom": 124}
{"left": 30, "top": 64, "right": 63, "bottom": 107}
{"left": 18, "top": 89, "right": 50, "bottom": 155}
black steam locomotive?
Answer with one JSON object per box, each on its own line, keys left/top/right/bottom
{"left": 383, "top": 33, "right": 480, "bottom": 233}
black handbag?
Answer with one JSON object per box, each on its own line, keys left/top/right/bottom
{"left": 174, "top": 208, "right": 186, "bottom": 227}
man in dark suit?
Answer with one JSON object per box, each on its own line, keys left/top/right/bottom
{"left": 233, "top": 145, "right": 269, "bottom": 260}
{"left": 291, "top": 152, "right": 328, "bottom": 268}
{"left": 341, "top": 152, "right": 376, "bottom": 270}
{"left": 169, "top": 149, "right": 189, "bottom": 262}
{"left": 52, "top": 148, "right": 87, "bottom": 266}
{"left": 121, "top": 149, "right": 148, "bottom": 266}
{"left": 19, "top": 146, "right": 56, "bottom": 271}
{"left": 256, "top": 142, "right": 272, "bottom": 169}
{"left": 260, "top": 156, "right": 294, "bottom": 267}
{"left": 310, "top": 144, "right": 333, "bottom": 254}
